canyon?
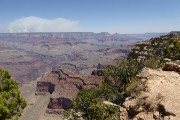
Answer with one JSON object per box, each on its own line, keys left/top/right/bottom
{"left": 0, "top": 32, "right": 165, "bottom": 84}
{"left": 0, "top": 32, "right": 166, "bottom": 120}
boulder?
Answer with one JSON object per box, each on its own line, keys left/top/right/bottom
{"left": 163, "top": 61, "right": 180, "bottom": 73}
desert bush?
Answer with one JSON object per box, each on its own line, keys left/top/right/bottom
{"left": 164, "top": 40, "right": 180, "bottom": 60}
{"left": 65, "top": 88, "right": 119, "bottom": 120}
{"left": 140, "top": 56, "right": 163, "bottom": 69}
{"left": 135, "top": 93, "right": 164, "bottom": 113}
{"left": 136, "top": 96, "right": 158, "bottom": 112}
{"left": 65, "top": 57, "right": 163, "bottom": 119}
{"left": 126, "top": 78, "right": 147, "bottom": 98}
{"left": 101, "top": 60, "right": 142, "bottom": 104}
{"left": 64, "top": 109, "right": 83, "bottom": 120}
{"left": 104, "top": 60, "right": 141, "bottom": 88}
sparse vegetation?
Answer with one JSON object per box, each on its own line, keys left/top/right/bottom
{"left": 164, "top": 39, "right": 180, "bottom": 60}
{"left": 139, "top": 56, "right": 163, "bottom": 69}
{"left": 0, "top": 68, "right": 27, "bottom": 120}
{"left": 135, "top": 92, "right": 164, "bottom": 114}
{"left": 65, "top": 57, "right": 162, "bottom": 119}
{"left": 126, "top": 78, "right": 148, "bottom": 98}
{"left": 128, "top": 32, "right": 180, "bottom": 61}
{"left": 65, "top": 33, "right": 180, "bottom": 119}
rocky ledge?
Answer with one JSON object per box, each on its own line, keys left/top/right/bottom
{"left": 120, "top": 68, "right": 180, "bottom": 120}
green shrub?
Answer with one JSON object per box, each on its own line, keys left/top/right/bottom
{"left": 65, "top": 57, "right": 163, "bottom": 119}
{"left": 104, "top": 60, "right": 141, "bottom": 88}
{"left": 164, "top": 40, "right": 180, "bottom": 60}
{"left": 0, "top": 68, "right": 26, "bottom": 120}
{"left": 139, "top": 56, "right": 163, "bottom": 69}
{"left": 66, "top": 88, "right": 119, "bottom": 120}
{"left": 64, "top": 109, "right": 82, "bottom": 120}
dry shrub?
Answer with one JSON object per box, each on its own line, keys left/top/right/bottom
{"left": 136, "top": 93, "right": 163, "bottom": 113}
{"left": 126, "top": 77, "right": 148, "bottom": 98}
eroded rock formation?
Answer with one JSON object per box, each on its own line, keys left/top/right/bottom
{"left": 91, "top": 69, "right": 103, "bottom": 76}
{"left": 47, "top": 97, "right": 72, "bottom": 110}
{"left": 35, "top": 67, "right": 103, "bottom": 115}
{"left": 35, "top": 81, "right": 55, "bottom": 95}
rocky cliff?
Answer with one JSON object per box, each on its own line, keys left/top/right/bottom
{"left": 120, "top": 31, "right": 180, "bottom": 120}
{"left": 120, "top": 67, "right": 180, "bottom": 120}
{"left": 35, "top": 67, "right": 103, "bottom": 115}
{"left": 0, "top": 32, "right": 165, "bottom": 84}
{"left": 20, "top": 32, "right": 178, "bottom": 120}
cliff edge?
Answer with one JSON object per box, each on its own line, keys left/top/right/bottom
{"left": 120, "top": 67, "right": 180, "bottom": 120}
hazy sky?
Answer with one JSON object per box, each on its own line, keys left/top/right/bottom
{"left": 0, "top": 0, "right": 180, "bottom": 33}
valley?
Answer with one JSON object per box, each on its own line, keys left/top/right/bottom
{"left": 0, "top": 32, "right": 165, "bottom": 84}
{"left": 0, "top": 32, "right": 172, "bottom": 120}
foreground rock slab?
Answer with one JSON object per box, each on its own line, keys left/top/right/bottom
{"left": 121, "top": 68, "right": 180, "bottom": 120}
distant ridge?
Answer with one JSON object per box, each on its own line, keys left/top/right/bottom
{"left": 0, "top": 32, "right": 166, "bottom": 41}
{"left": 169, "top": 31, "right": 180, "bottom": 36}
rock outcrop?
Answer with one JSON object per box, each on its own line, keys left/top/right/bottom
{"left": 91, "top": 69, "right": 103, "bottom": 76}
{"left": 163, "top": 61, "right": 180, "bottom": 73}
{"left": 120, "top": 68, "right": 180, "bottom": 120}
{"left": 91, "top": 63, "right": 106, "bottom": 76}
{"left": 46, "top": 97, "right": 72, "bottom": 115}
{"left": 35, "top": 67, "right": 103, "bottom": 115}
{"left": 47, "top": 97, "right": 71, "bottom": 110}
{"left": 35, "top": 81, "right": 55, "bottom": 95}
{"left": 128, "top": 32, "right": 180, "bottom": 61}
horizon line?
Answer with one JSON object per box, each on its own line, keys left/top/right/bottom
{"left": 0, "top": 31, "right": 169, "bottom": 34}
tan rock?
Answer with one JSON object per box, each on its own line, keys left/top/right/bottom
{"left": 120, "top": 68, "right": 180, "bottom": 120}
{"left": 153, "top": 111, "right": 160, "bottom": 120}
{"left": 120, "top": 107, "right": 128, "bottom": 120}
